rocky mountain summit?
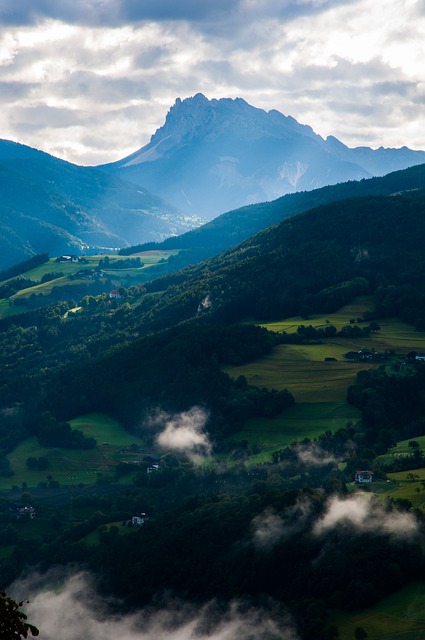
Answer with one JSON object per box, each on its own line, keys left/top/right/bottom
{"left": 101, "top": 94, "right": 425, "bottom": 218}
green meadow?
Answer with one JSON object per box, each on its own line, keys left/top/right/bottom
{"left": 4, "top": 295, "right": 425, "bottom": 477}
{"left": 1, "top": 250, "right": 179, "bottom": 310}
{"left": 83, "top": 521, "right": 135, "bottom": 546}
{"left": 228, "top": 402, "right": 361, "bottom": 461}
{"left": 0, "top": 413, "right": 148, "bottom": 490}
{"left": 223, "top": 297, "right": 425, "bottom": 454}
{"left": 22, "top": 250, "right": 179, "bottom": 281}
{"left": 379, "top": 435, "right": 425, "bottom": 463}
{"left": 330, "top": 582, "right": 425, "bottom": 639}
{"left": 0, "top": 298, "right": 21, "bottom": 318}
{"left": 260, "top": 296, "right": 425, "bottom": 354}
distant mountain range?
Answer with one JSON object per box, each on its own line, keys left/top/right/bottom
{"left": 2, "top": 94, "right": 425, "bottom": 271}
{"left": 100, "top": 93, "right": 425, "bottom": 218}
{"left": 0, "top": 140, "right": 198, "bottom": 270}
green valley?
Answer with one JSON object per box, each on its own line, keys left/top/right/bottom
{"left": 2, "top": 174, "right": 425, "bottom": 640}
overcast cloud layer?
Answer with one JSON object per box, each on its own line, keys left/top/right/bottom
{"left": 0, "top": 0, "right": 424, "bottom": 164}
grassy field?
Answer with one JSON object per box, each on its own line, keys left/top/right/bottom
{"left": 0, "top": 413, "right": 150, "bottom": 490}
{"left": 228, "top": 402, "right": 361, "bottom": 460}
{"left": 260, "top": 297, "right": 425, "bottom": 354}
{"left": 0, "top": 251, "right": 179, "bottom": 310}
{"left": 0, "top": 298, "right": 22, "bottom": 318}
{"left": 223, "top": 343, "right": 374, "bottom": 403}
{"left": 378, "top": 436, "right": 425, "bottom": 464}
{"left": 83, "top": 521, "right": 135, "bottom": 546}
{"left": 223, "top": 297, "right": 425, "bottom": 454}
{"left": 22, "top": 251, "right": 179, "bottom": 281}
{"left": 330, "top": 582, "right": 425, "bottom": 639}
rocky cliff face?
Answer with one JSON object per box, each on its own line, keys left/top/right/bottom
{"left": 101, "top": 94, "right": 425, "bottom": 219}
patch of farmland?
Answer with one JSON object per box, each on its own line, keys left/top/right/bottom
{"left": 330, "top": 582, "right": 425, "bottom": 639}
{"left": 0, "top": 413, "right": 145, "bottom": 490}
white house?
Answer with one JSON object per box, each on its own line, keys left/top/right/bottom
{"left": 355, "top": 470, "right": 374, "bottom": 483}
{"left": 17, "top": 505, "right": 36, "bottom": 519}
{"left": 147, "top": 464, "right": 160, "bottom": 474}
{"left": 131, "top": 512, "right": 148, "bottom": 526}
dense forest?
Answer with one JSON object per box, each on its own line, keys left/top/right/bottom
{"left": 137, "top": 190, "right": 425, "bottom": 330}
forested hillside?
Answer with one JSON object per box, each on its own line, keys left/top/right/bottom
{"left": 121, "top": 162, "right": 425, "bottom": 268}
{"left": 2, "top": 185, "right": 425, "bottom": 640}
{"left": 0, "top": 189, "right": 424, "bottom": 461}
{"left": 0, "top": 140, "right": 196, "bottom": 270}
{"left": 138, "top": 190, "right": 425, "bottom": 331}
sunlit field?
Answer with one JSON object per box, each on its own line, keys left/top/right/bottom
{"left": 0, "top": 250, "right": 179, "bottom": 311}
{"left": 223, "top": 297, "right": 425, "bottom": 453}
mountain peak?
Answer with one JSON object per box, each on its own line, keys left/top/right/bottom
{"left": 103, "top": 95, "right": 425, "bottom": 219}
{"left": 155, "top": 93, "right": 259, "bottom": 146}
{"left": 119, "top": 94, "right": 318, "bottom": 171}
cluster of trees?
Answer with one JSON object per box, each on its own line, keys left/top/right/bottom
{"left": 306, "top": 277, "right": 370, "bottom": 315}
{"left": 0, "top": 277, "right": 37, "bottom": 299}
{"left": 40, "top": 271, "right": 64, "bottom": 283}
{"left": 37, "top": 413, "right": 96, "bottom": 450}
{"left": 293, "top": 321, "right": 380, "bottom": 341}
{"left": 365, "top": 283, "right": 425, "bottom": 332}
{"left": 98, "top": 256, "right": 144, "bottom": 270}
{"left": 347, "top": 363, "right": 425, "bottom": 447}
{"left": 26, "top": 456, "right": 49, "bottom": 471}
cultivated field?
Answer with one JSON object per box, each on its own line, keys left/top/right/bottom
{"left": 223, "top": 297, "right": 425, "bottom": 454}
{"left": 330, "top": 582, "right": 425, "bottom": 639}
{"left": 0, "top": 412, "right": 150, "bottom": 491}
{"left": 0, "top": 250, "right": 179, "bottom": 315}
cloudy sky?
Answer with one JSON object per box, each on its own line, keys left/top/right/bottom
{"left": 0, "top": 0, "right": 424, "bottom": 165}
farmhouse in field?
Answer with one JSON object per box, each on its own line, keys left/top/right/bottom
{"left": 131, "top": 512, "right": 148, "bottom": 526}
{"left": 10, "top": 504, "right": 36, "bottom": 519}
{"left": 147, "top": 464, "right": 160, "bottom": 474}
{"left": 109, "top": 289, "right": 122, "bottom": 299}
{"left": 355, "top": 470, "right": 374, "bottom": 483}
{"left": 56, "top": 255, "right": 80, "bottom": 263}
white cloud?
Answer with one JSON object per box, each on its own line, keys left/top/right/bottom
{"left": 150, "top": 407, "right": 212, "bottom": 462}
{"left": 313, "top": 494, "right": 419, "bottom": 538}
{"left": 251, "top": 510, "right": 287, "bottom": 550}
{"left": 252, "top": 492, "right": 420, "bottom": 552}
{"left": 12, "top": 570, "right": 298, "bottom": 640}
{"left": 293, "top": 441, "right": 338, "bottom": 467}
{"left": 251, "top": 499, "right": 313, "bottom": 550}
